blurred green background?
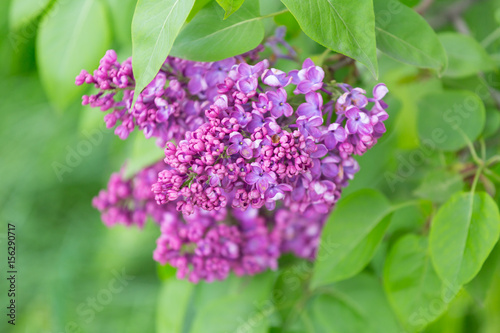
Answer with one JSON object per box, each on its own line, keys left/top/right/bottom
{"left": 0, "top": 1, "right": 161, "bottom": 332}
{"left": 1, "top": 0, "right": 500, "bottom": 332}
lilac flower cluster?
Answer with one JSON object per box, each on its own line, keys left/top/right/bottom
{"left": 92, "top": 161, "right": 324, "bottom": 282}
{"left": 152, "top": 58, "right": 389, "bottom": 219}
{"left": 76, "top": 48, "right": 263, "bottom": 147}
{"left": 83, "top": 48, "right": 389, "bottom": 283}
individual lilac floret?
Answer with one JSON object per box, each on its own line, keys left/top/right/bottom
{"left": 267, "top": 88, "right": 293, "bottom": 117}
{"left": 261, "top": 68, "right": 292, "bottom": 87}
{"left": 289, "top": 58, "right": 325, "bottom": 94}
{"left": 245, "top": 166, "right": 277, "bottom": 193}
{"left": 227, "top": 133, "right": 253, "bottom": 159}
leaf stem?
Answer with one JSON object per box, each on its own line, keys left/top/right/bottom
{"left": 458, "top": 128, "right": 483, "bottom": 166}
{"left": 471, "top": 164, "right": 483, "bottom": 194}
{"left": 259, "top": 9, "right": 290, "bottom": 20}
{"left": 390, "top": 199, "right": 422, "bottom": 212}
{"left": 481, "top": 26, "right": 500, "bottom": 49}
{"left": 486, "top": 155, "right": 500, "bottom": 167}
{"left": 484, "top": 168, "right": 500, "bottom": 183}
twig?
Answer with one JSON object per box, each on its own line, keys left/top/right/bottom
{"left": 416, "top": 0, "right": 435, "bottom": 15}
{"left": 428, "top": 0, "right": 478, "bottom": 30}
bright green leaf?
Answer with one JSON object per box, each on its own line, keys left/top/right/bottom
{"left": 9, "top": 0, "right": 51, "bottom": 30}
{"left": 104, "top": 0, "right": 137, "bottom": 48}
{"left": 187, "top": 0, "right": 214, "bottom": 22}
{"left": 311, "top": 189, "right": 391, "bottom": 288}
{"left": 373, "top": 0, "right": 447, "bottom": 71}
{"left": 37, "top": 0, "right": 111, "bottom": 110}
{"left": 430, "top": 192, "right": 500, "bottom": 290}
{"left": 132, "top": 0, "right": 195, "bottom": 107}
{"left": 157, "top": 263, "right": 177, "bottom": 281}
{"left": 417, "top": 90, "right": 485, "bottom": 151}
{"left": 280, "top": 0, "right": 378, "bottom": 78}
{"left": 414, "top": 169, "right": 464, "bottom": 203}
{"left": 384, "top": 234, "right": 453, "bottom": 332}
{"left": 156, "top": 278, "right": 195, "bottom": 333}
{"left": 439, "top": 32, "right": 496, "bottom": 78}
{"left": 170, "top": 0, "right": 264, "bottom": 62}
{"left": 216, "top": 0, "right": 245, "bottom": 19}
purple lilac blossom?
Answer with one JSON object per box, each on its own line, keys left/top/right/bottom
{"left": 83, "top": 48, "right": 389, "bottom": 283}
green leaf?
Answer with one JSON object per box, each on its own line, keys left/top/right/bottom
{"left": 311, "top": 189, "right": 391, "bottom": 288}
{"left": 170, "top": 0, "right": 264, "bottom": 62}
{"left": 414, "top": 169, "right": 464, "bottom": 203}
{"left": 386, "top": 200, "right": 432, "bottom": 235}
{"left": 484, "top": 108, "right": 500, "bottom": 139}
{"left": 373, "top": 0, "right": 447, "bottom": 71}
{"left": 157, "top": 272, "right": 275, "bottom": 333}
{"left": 156, "top": 278, "right": 195, "bottom": 333}
{"left": 37, "top": 0, "right": 111, "bottom": 110}
{"left": 131, "top": 0, "right": 195, "bottom": 106}
{"left": 417, "top": 90, "right": 485, "bottom": 152}
{"left": 9, "top": 0, "right": 51, "bottom": 30}
{"left": 190, "top": 272, "right": 276, "bottom": 333}
{"left": 157, "top": 263, "right": 177, "bottom": 281}
{"left": 465, "top": 243, "right": 500, "bottom": 305}
{"left": 104, "top": 0, "right": 137, "bottom": 48}
{"left": 280, "top": 0, "right": 378, "bottom": 78}
{"left": 310, "top": 273, "right": 402, "bottom": 333}
{"left": 377, "top": 56, "right": 443, "bottom": 150}
{"left": 430, "top": 192, "right": 500, "bottom": 290}
{"left": 384, "top": 234, "right": 453, "bottom": 332}
{"left": 439, "top": 32, "right": 496, "bottom": 78}
{"left": 187, "top": 0, "right": 213, "bottom": 22}
{"left": 216, "top": 0, "right": 245, "bottom": 19}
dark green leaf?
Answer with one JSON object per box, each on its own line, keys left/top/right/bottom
{"left": 387, "top": 200, "right": 432, "bottom": 235}
{"left": 430, "top": 192, "right": 500, "bottom": 289}
{"left": 373, "top": 0, "right": 447, "bottom": 71}
{"left": 484, "top": 108, "right": 500, "bottom": 138}
{"left": 414, "top": 169, "right": 464, "bottom": 203}
{"left": 439, "top": 32, "right": 496, "bottom": 78}
{"left": 132, "top": 0, "right": 195, "bottom": 106}
{"left": 311, "top": 189, "right": 391, "bottom": 288}
{"left": 417, "top": 90, "right": 485, "bottom": 151}
{"left": 465, "top": 243, "right": 500, "bottom": 305}
{"left": 280, "top": 0, "right": 378, "bottom": 78}
{"left": 384, "top": 234, "right": 452, "bottom": 332}
{"left": 170, "top": 0, "right": 264, "bottom": 61}
{"left": 216, "top": 0, "right": 246, "bottom": 19}
{"left": 37, "top": 0, "right": 111, "bottom": 110}
{"left": 9, "top": 0, "right": 51, "bottom": 30}
{"left": 190, "top": 272, "right": 276, "bottom": 333}
{"left": 311, "top": 273, "right": 402, "bottom": 333}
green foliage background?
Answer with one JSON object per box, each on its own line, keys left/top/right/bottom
{"left": 1, "top": 0, "right": 500, "bottom": 332}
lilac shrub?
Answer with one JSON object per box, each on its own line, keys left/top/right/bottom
{"left": 78, "top": 48, "right": 389, "bottom": 283}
